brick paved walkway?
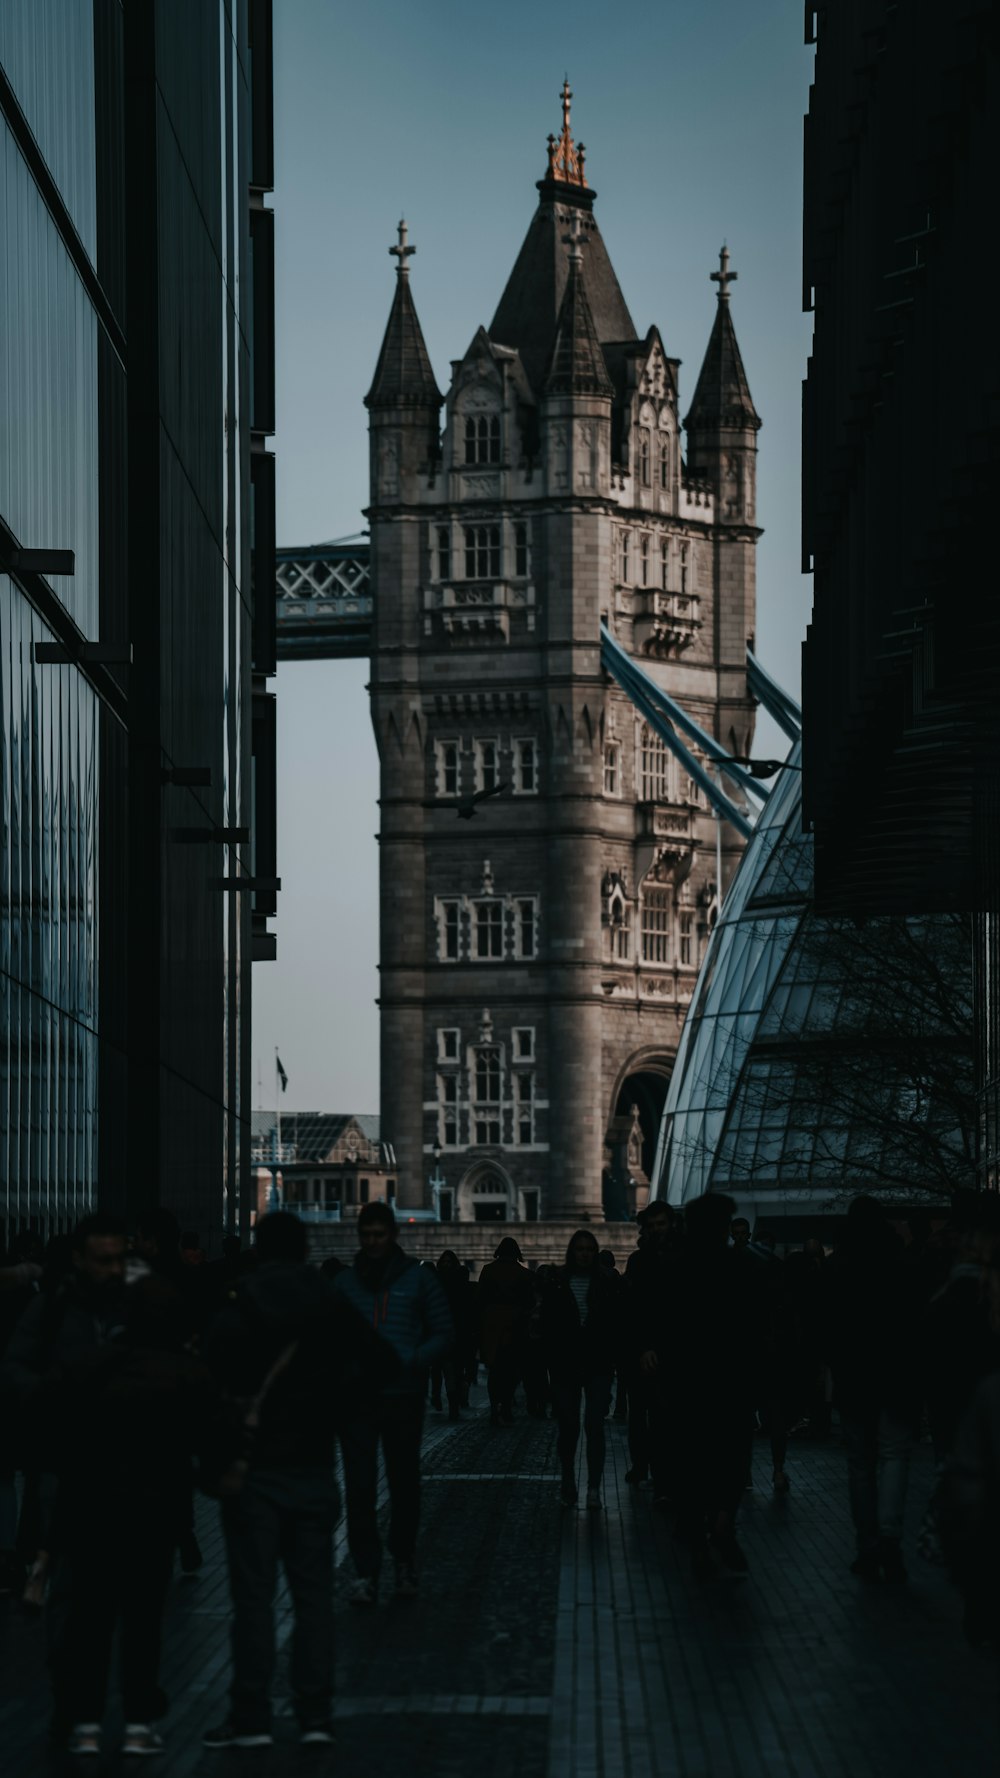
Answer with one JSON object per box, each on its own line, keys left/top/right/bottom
{"left": 1, "top": 1390, "right": 997, "bottom": 1777}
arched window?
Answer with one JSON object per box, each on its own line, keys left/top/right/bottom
{"left": 658, "top": 433, "right": 670, "bottom": 489}
{"left": 639, "top": 429, "right": 651, "bottom": 487}
{"left": 640, "top": 724, "right": 671, "bottom": 802}
{"left": 464, "top": 413, "right": 501, "bottom": 465}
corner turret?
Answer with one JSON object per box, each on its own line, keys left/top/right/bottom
{"left": 366, "top": 220, "right": 442, "bottom": 497}
{"left": 684, "top": 246, "right": 761, "bottom": 525}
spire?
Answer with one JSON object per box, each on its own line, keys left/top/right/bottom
{"left": 684, "top": 245, "right": 760, "bottom": 432}
{"left": 545, "top": 77, "right": 588, "bottom": 189}
{"left": 365, "top": 220, "right": 442, "bottom": 410}
{"left": 543, "top": 216, "right": 613, "bottom": 398}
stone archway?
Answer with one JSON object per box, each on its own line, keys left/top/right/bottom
{"left": 456, "top": 1160, "right": 516, "bottom": 1224}
{"left": 605, "top": 1057, "right": 673, "bottom": 1217}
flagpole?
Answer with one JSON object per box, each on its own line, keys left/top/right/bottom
{"left": 275, "top": 1048, "right": 282, "bottom": 1208}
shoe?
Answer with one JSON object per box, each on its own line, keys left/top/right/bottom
{"left": 850, "top": 1552, "right": 881, "bottom": 1581}
{"left": 348, "top": 1576, "right": 377, "bottom": 1607}
{"left": 585, "top": 1487, "right": 602, "bottom": 1511}
{"left": 624, "top": 1468, "right": 647, "bottom": 1486}
{"left": 178, "top": 1531, "right": 203, "bottom": 1574}
{"left": 772, "top": 1469, "right": 790, "bottom": 1494}
{"left": 68, "top": 1724, "right": 102, "bottom": 1756}
{"left": 202, "top": 1721, "right": 274, "bottom": 1749}
{"left": 711, "top": 1532, "right": 749, "bottom": 1574}
{"left": 22, "top": 1556, "right": 49, "bottom": 1612}
{"left": 122, "top": 1723, "right": 165, "bottom": 1757}
{"left": 878, "top": 1539, "right": 907, "bottom": 1584}
{"left": 300, "top": 1723, "right": 336, "bottom": 1746}
{"left": 448, "top": 1408, "right": 461, "bottom": 1422}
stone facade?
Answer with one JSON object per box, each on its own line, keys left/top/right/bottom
{"left": 366, "top": 90, "right": 760, "bottom": 1222}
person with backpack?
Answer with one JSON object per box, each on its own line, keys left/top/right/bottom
{"left": 333, "top": 1201, "right": 454, "bottom": 1603}
{"left": 202, "top": 1211, "right": 397, "bottom": 1750}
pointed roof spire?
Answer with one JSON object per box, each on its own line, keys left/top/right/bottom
{"left": 543, "top": 218, "right": 613, "bottom": 398}
{"left": 365, "top": 219, "right": 442, "bottom": 410}
{"left": 545, "top": 77, "right": 588, "bottom": 190}
{"left": 684, "top": 244, "right": 760, "bottom": 431}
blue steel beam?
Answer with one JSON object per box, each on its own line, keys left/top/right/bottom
{"left": 275, "top": 538, "right": 372, "bottom": 660}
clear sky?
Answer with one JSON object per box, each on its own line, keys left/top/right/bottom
{"left": 251, "top": 0, "right": 815, "bottom": 1114}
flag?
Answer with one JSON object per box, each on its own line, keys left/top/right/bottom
{"left": 276, "top": 1054, "right": 288, "bottom": 1093}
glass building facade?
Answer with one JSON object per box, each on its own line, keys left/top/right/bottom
{"left": 651, "top": 738, "right": 974, "bottom": 1233}
{"left": 1, "top": 2, "right": 276, "bottom": 1242}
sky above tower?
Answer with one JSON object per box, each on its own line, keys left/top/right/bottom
{"left": 252, "top": 0, "right": 815, "bottom": 1114}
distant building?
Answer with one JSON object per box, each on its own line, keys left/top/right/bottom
{"left": 250, "top": 1112, "right": 396, "bottom": 1222}
{"left": 800, "top": 2, "right": 998, "bottom": 1185}
{"left": 367, "top": 85, "right": 761, "bottom": 1221}
{"left": 0, "top": 3, "right": 277, "bottom": 1243}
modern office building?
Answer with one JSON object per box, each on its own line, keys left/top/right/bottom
{"left": 0, "top": 1, "right": 277, "bottom": 1243}
{"left": 367, "top": 85, "right": 761, "bottom": 1220}
{"left": 800, "top": 2, "right": 999, "bottom": 1182}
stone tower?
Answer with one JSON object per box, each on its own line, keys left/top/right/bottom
{"left": 366, "top": 87, "right": 760, "bottom": 1224}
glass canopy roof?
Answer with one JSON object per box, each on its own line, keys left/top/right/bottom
{"left": 649, "top": 738, "right": 973, "bottom": 1222}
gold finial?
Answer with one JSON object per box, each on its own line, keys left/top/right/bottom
{"left": 545, "top": 78, "right": 588, "bottom": 188}
{"left": 711, "top": 243, "right": 737, "bottom": 301}
{"left": 389, "top": 218, "right": 416, "bottom": 278}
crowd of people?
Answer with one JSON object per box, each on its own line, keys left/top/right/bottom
{"left": 0, "top": 1186, "right": 998, "bottom": 1757}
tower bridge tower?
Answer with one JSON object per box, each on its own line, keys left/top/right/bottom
{"left": 366, "top": 86, "right": 760, "bottom": 1223}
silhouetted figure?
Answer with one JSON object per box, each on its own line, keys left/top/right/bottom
{"left": 661, "top": 1193, "right": 763, "bottom": 1577}
{"left": 203, "top": 1210, "right": 395, "bottom": 1748}
{"left": 333, "top": 1202, "right": 452, "bottom": 1603}
{"left": 624, "top": 1201, "right": 680, "bottom": 1501}
{"left": 432, "top": 1251, "right": 476, "bottom": 1420}
{"left": 478, "top": 1237, "right": 534, "bottom": 1424}
{"left": 827, "top": 1195, "right": 921, "bottom": 1582}
{"left": 542, "top": 1231, "right": 622, "bottom": 1509}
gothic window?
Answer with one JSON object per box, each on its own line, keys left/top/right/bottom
{"left": 513, "top": 1026, "right": 535, "bottom": 1060}
{"left": 474, "top": 738, "right": 500, "bottom": 793}
{"left": 616, "top": 528, "right": 630, "bottom": 584}
{"left": 474, "top": 901, "right": 503, "bottom": 959}
{"left": 660, "top": 536, "right": 669, "bottom": 591}
{"left": 680, "top": 543, "right": 689, "bottom": 596}
{"left": 439, "top": 1073, "right": 459, "bottom": 1147}
{"left": 438, "top": 1027, "right": 460, "bottom": 1061}
{"left": 612, "top": 920, "right": 631, "bottom": 961}
{"left": 515, "top": 899, "right": 537, "bottom": 959}
{"left": 437, "top": 526, "right": 451, "bottom": 580}
{"left": 658, "top": 434, "right": 670, "bottom": 489}
{"left": 603, "top": 743, "right": 621, "bottom": 797}
{"left": 464, "top": 414, "right": 502, "bottom": 465}
{"left": 514, "top": 738, "right": 537, "bottom": 795}
{"left": 464, "top": 525, "right": 501, "bottom": 578}
{"left": 436, "top": 740, "right": 459, "bottom": 797}
{"left": 639, "top": 429, "right": 651, "bottom": 487}
{"left": 516, "top": 1072, "right": 534, "bottom": 1146}
{"left": 474, "top": 1048, "right": 502, "bottom": 1144}
{"left": 642, "top": 888, "right": 671, "bottom": 964}
{"left": 679, "top": 908, "right": 694, "bottom": 967}
{"left": 439, "top": 900, "right": 462, "bottom": 961}
{"left": 640, "top": 534, "right": 650, "bottom": 586}
{"left": 640, "top": 724, "right": 671, "bottom": 802}
{"left": 514, "top": 522, "right": 528, "bottom": 577}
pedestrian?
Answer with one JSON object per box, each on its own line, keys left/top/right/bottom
{"left": 542, "top": 1230, "right": 622, "bottom": 1510}
{"left": 478, "top": 1236, "right": 534, "bottom": 1424}
{"left": 333, "top": 1201, "right": 453, "bottom": 1603}
{"left": 826, "top": 1195, "right": 922, "bottom": 1582}
{"left": 203, "top": 1210, "right": 395, "bottom": 1748}
{"left": 623, "top": 1201, "right": 679, "bottom": 1502}
{"left": 599, "top": 1250, "right": 629, "bottom": 1421}
{"left": 431, "top": 1250, "right": 475, "bottom": 1420}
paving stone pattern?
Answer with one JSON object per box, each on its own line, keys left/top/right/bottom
{"left": 1, "top": 1392, "right": 997, "bottom": 1778}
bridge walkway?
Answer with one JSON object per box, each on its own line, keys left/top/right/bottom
{"left": 2, "top": 1392, "right": 995, "bottom": 1777}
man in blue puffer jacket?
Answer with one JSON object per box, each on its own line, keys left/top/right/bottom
{"left": 333, "top": 1202, "right": 453, "bottom": 1602}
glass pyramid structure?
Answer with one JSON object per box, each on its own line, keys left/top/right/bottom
{"left": 649, "top": 734, "right": 973, "bottom": 1231}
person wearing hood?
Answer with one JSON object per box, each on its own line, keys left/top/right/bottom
{"left": 542, "top": 1230, "right": 623, "bottom": 1510}
{"left": 202, "top": 1211, "right": 397, "bottom": 1750}
{"left": 333, "top": 1201, "right": 454, "bottom": 1604}
{"left": 478, "top": 1235, "right": 534, "bottom": 1424}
